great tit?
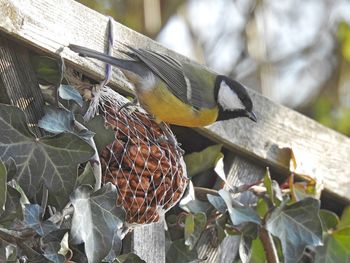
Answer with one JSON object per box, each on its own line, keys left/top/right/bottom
{"left": 69, "top": 43, "right": 257, "bottom": 127}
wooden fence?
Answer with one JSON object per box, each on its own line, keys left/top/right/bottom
{"left": 0, "top": 0, "right": 350, "bottom": 262}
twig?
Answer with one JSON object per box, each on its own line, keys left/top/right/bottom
{"left": 259, "top": 227, "right": 280, "bottom": 263}
{"left": 194, "top": 187, "right": 219, "bottom": 200}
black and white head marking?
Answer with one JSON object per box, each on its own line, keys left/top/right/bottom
{"left": 217, "top": 80, "right": 246, "bottom": 111}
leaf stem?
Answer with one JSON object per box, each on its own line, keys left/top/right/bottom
{"left": 259, "top": 227, "right": 280, "bottom": 263}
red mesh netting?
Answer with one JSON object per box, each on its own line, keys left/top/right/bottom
{"left": 87, "top": 87, "right": 188, "bottom": 225}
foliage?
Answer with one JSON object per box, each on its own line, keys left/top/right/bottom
{"left": 1, "top": 54, "right": 349, "bottom": 263}
{"left": 167, "top": 148, "right": 349, "bottom": 263}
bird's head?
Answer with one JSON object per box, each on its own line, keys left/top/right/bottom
{"left": 215, "top": 75, "right": 257, "bottom": 122}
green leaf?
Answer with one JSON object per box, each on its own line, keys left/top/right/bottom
{"left": 0, "top": 186, "right": 22, "bottom": 227}
{"left": 0, "top": 104, "right": 94, "bottom": 208}
{"left": 166, "top": 239, "right": 199, "bottom": 263}
{"left": 38, "top": 106, "right": 75, "bottom": 134}
{"left": 115, "top": 253, "right": 146, "bottom": 263}
{"left": 76, "top": 114, "right": 115, "bottom": 153}
{"left": 315, "top": 227, "right": 350, "bottom": 263}
{"left": 256, "top": 198, "right": 268, "bottom": 218}
{"left": 23, "top": 204, "right": 58, "bottom": 236}
{"left": 338, "top": 206, "right": 350, "bottom": 230}
{"left": 179, "top": 181, "right": 212, "bottom": 214}
{"left": 319, "top": 209, "right": 339, "bottom": 231}
{"left": 207, "top": 194, "right": 227, "bottom": 214}
{"left": 184, "top": 212, "right": 207, "bottom": 250}
{"left": 249, "top": 238, "right": 266, "bottom": 263}
{"left": 77, "top": 162, "right": 95, "bottom": 187}
{"left": 266, "top": 198, "right": 323, "bottom": 263}
{"left": 0, "top": 240, "right": 17, "bottom": 262}
{"left": 263, "top": 168, "right": 274, "bottom": 205}
{"left": 215, "top": 220, "right": 226, "bottom": 244}
{"left": 238, "top": 223, "right": 260, "bottom": 263}
{"left": 42, "top": 241, "right": 65, "bottom": 263}
{"left": 239, "top": 234, "right": 253, "bottom": 263}
{"left": 184, "top": 144, "right": 223, "bottom": 177}
{"left": 0, "top": 162, "right": 6, "bottom": 213}
{"left": 58, "top": 85, "right": 83, "bottom": 107}
{"left": 30, "top": 55, "right": 61, "bottom": 85}
{"left": 70, "top": 183, "right": 125, "bottom": 263}
{"left": 219, "top": 189, "right": 261, "bottom": 225}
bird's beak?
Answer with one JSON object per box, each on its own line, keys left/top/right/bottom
{"left": 247, "top": 111, "right": 257, "bottom": 122}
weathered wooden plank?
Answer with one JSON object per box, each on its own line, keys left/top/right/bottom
{"left": 196, "top": 154, "right": 265, "bottom": 262}
{"left": 131, "top": 220, "right": 165, "bottom": 263}
{"left": 0, "top": 0, "right": 350, "bottom": 202}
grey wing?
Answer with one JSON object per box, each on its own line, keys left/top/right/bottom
{"left": 125, "top": 46, "right": 208, "bottom": 109}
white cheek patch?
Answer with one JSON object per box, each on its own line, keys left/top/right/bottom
{"left": 139, "top": 72, "right": 156, "bottom": 92}
{"left": 218, "top": 81, "right": 245, "bottom": 111}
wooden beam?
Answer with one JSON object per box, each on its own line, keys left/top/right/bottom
{"left": 131, "top": 220, "right": 165, "bottom": 263}
{"left": 1, "top": 0, "right": 349, "bottom": 203}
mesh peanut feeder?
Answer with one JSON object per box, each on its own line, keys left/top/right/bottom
{"left": 85, "top": 86, "right": 188, "bottom": 225}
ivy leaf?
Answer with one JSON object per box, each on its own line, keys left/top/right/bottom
{"left": 0, "top": 104, "right": 94, "bottom": 208}
{"left": 319, "top": 209, "right": 339, "bottom": 231}
{"left": 0, "top": 161, "right": 6, "bottom": 213}
{"left": 249, "top": 237, "right": 266, "bottom": 263}
{"left": 256, "top": 198, "right": 269, "bottom": 218}
{"left": 263, "top": 168, "right": 274, "bottom": 205}
{"left": 0, "top": 186, "right": 22, "bottom": 227}
{"left": 184, "top": 212, "right": 207, "bottom": 250}
{"left": 70, "top": 183, "right": 125, "bottom": 263}
{"left": 77, "top": 115, "right": 115, "bottom": 153}
{"left": 58, "top": 85, "right": 83, "bottom": 107}
{"left": 38, "top": 107, "right": 75, "bottom": 134}
{"left": 42, "top": 241, "right": 65, "bottom": 263}
{"left": 266, "top": 198, "right": 323, "bottom": 263}
{"left": 184, "top": 144, "right": 223, "bottom": 178}
{"left": 207, "top": 194, "right": 227, "bottom": 214}
{"left": 0, "top": 240, "right": 17, "bottom": 262}
{"left": 315, "top": 227, "right": 350, "bottom": 263}
{"left": 218, "top": 189, "right": 261, "bottom": 225}
{"left": 239, "top": 234, "right": 253, "bottom": 263}
{"left": 115, "top": 253, "right": 146, "bottom": 263}
{"left": 23, "top": 204, "right": 58, "bottom": 236}
{"left": 166, "top": 239, "right": 200, "bottom": 263}
{"left": 77, "top": 162, "right": 95, "bottom": 187}
{"left": 179, "top": 181, "right": 212, "bottom": 214}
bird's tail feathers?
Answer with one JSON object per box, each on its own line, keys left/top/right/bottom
{"left": 68, "top": 44, "right": 146, "bottom": 77}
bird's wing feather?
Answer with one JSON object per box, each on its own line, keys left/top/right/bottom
{"left": 124, "top": 45, "right": 215, "bottom": 109}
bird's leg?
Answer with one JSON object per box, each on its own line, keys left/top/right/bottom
{"left": 118, "top": 97, "right": 138, "bottom": 112}
{"left": 157, "top": 122, "right": 185, "bottom": 156}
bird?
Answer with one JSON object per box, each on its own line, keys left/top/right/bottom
{"left": 68, "top": 43, "right": 257, "bottom": 127}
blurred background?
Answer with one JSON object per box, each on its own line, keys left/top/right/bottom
{"left": 78, "top": 0, "right": 350, "bottom": 136}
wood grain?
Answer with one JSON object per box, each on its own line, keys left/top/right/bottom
{"left": 0, "top": 0, "right": 350, "bottom": 203}
{"left": 131, "top": 220, "right": 165, "bottom": 263}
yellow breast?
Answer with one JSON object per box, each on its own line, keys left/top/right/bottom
{"left": 137, "top": 85, "right": 218, "bottom": 127}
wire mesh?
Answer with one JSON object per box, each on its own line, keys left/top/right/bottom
{"left": 86, "top": 86, "right": 188, "bottom": 225}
